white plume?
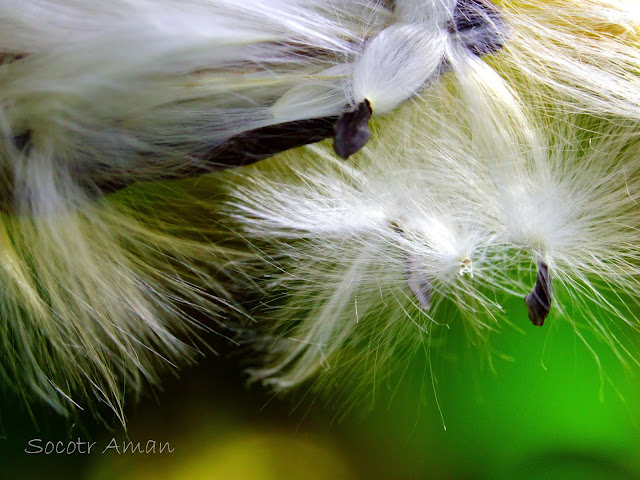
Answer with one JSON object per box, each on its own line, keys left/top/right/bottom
{"left": 223, "top": 10, "right": 640, "bottom": 389}
{"left": 1, "top": 0, "right": 640, "bottom": 418}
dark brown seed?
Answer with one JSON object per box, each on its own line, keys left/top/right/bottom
{"left": 332, "top": 100, "right": 373, "bottom": 160}
{"left": 393, "top": 222, "right": 432, "bottom": 311}
{"left": 524, "top": 260, "right": 552, "bottom": 326}
{"left": 450, "top": 0, "right": 507, "bottom": 56}
{"left": 96, "top": 114, "right": 339, "bottom": 194}
{"left": 406, "top": 257, "right": 432, "bottom": 311}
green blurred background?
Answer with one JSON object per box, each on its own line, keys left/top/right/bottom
{"left": 2, "top": 295, "right": 640, "bottom": 480}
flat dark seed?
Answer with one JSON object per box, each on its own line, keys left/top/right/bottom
{"left": 524, "top": 260, "right": 552, "bottom": 327}
{"left": 394, "top": 222, "right": 432, "bottom": 311}
{"left": 94, "top": 115, "right": 339, "bottom": 194}
{"left": 407, "top": 262, "right": 432, "bottom": 311}
{"left": 202, "top": 115, "right": 339, "bottom": 169}
{"left": 382, "top": 0, "right": 396, "bottom": 12}
{"left": 333, "top": 100, "right": 373, "bottom": 160}
{"left": 0, "top": 52, "right": 26, "bottom": 64}
{"left": 13, "top": 131, "right": 31, "bottom": 152}
{"left": 451, "top": 0, "right": 507, "bottom": 56}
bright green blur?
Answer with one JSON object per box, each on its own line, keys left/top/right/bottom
{"left": 3, "top": 294, "right": 640, "bottom": 480}
{"left": 84, "top": 296, "right": 640, "bottom": 479}
{"left": 350, "top": 295, "right": 640, "bottom": 479}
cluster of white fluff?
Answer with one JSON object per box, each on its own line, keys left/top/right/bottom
{"left": 223, "top": 0, "right": 640, "bottom": 390}
{"left": 1, "top": 0, "right": 485, "bottom": 181}
{"left": 225, "top": 81, "right": 640, "bottom": 390}
{"left": 0, "top": 0, "right": 506, "bottom": 417}
{"left": 1, "top": 0, "right": 640, "bottom": 419}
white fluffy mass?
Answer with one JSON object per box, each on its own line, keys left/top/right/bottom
{"left": 0, "top": 0, "right": 640, "bottom": 418}
{"left": 225, "top": 85, "right": 640, "bottom": 390}
{"left": 223, "top": 0, "right": 640, "bottom": 390}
